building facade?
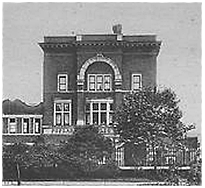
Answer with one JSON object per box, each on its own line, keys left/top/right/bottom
{"left": 39, "top": 31, "right": 161, "bottom": 136}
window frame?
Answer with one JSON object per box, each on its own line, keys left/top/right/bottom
{"left": 9, "top": 118, "right": 16, "bottom": 134}
{"left": 2, "top": 115, "right": 42, "bottom": 135}
{"left": 131, "top": 73, "right": 142, "bottom": 91}
{"left": 87, "top": 74, "right": 112, "bottom": 92}
{"left": 54, "top": 99, "right": 72, "bottom": 126}
{"left": 85, "top": 99, "right": 113, "bottom": 125}
{"left": 57, "top": 74, "right": 68, "bottom": 92}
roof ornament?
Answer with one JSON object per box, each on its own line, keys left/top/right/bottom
{"left": 112, "top": 24, "right": 122, "bottom": 34}
{"left": 96, "top": 53, "right": 104, "bottom": 58}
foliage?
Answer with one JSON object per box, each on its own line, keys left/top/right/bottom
{"left": 59, "top": 125, "right": 114, "bottom": 176}
{"left": 187, "top": 143, "right": 202, "bottom": 185}
{"left": 114, "top": 87, "right": 195, "bottom": 165}
{"left": 3, "top": 143, "right": 29, "bottom": 167}
{"left": 3, "top": 127, "right": 114, "bottom": 180}
{"left": 91, "top": 160, "right": 120, "bottom": 178}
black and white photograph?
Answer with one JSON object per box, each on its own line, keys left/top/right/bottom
{"left": 2, "top": 1, "right": 202, "bottom": 186}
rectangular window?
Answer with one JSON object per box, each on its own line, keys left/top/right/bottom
{"left": 23, "top": 118, "right": 30, "bottom": 133}
{"left": 85, "top": 100, "right": 113, "bottom": 125}
{"left": 35, "top": 118, "right": 41, "bottom": 134}
{"left": 116, "top": 147, "right": 124, "bottom": 166}
{"left": 54, "top": 100, "right": 72, "bottom": 126}
{"left": 89, "top": 75, "right": 96, "bottom": 91}
{"left": 88, "top": 74, "right": 112, "bottom": 92}
{"left": 104, "top": 75, "right": 111, "bottom": 91}
{"left": 3, "top": 115, "right": 42, "bottom": 135}
{"left": 96, "top": 75, "right": 103, "bottom": 91}
{"left": 9, "top": 118, "right": 16, "bottom": 133}
{"left": 132, "top": 74, "right": 142, "bottom": 91}
{"left": 58, "top": 74, "right": 68, "bottom": 92}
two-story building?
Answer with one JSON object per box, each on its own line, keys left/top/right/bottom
{"left": 39, "top": 27, "right": 161, "bottom": 138}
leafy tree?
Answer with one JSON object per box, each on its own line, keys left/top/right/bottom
{"left": 59, "top": 125, "right": 114, "bottom": 177}
{"left": 114, "top": 87, "right": 194, "bottom": 167}
{"left": 3, "top": 137, "right": 61, "bottom": 181}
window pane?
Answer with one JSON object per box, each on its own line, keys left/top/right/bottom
{"left": 59, "top": 76, "right": 67, "bottom": 91}
{"left": 93, "top": 103, "right": 98, "bottom": 110}
{"left": 86, "top": 103, "right": 90, "bottom": 111}
{"left": 59, "top": 84, "right": 66, "bottom": 91}
{"left": 35, "top": 119, "right": 41, "bottom": 133}
{"left": 86, "top": 113, "right": 90, "bottom": 125}
{"left": 133, "top": 75, "right": 140, "bottom": 83}
{"left": 64, "top": 113, "right": 69, "bottom": 126}
{"left": 93, "top": 112, "right": 98, "bottom": 125}
{"left": 96, "top": 75, "right": 103, "bottom": 91}
{"left": 56, "top": 113, "right": 62, "bottom": 125}
{"left": 89, "top": 75, "right": 95, "bottom": 82}
{"left": 97, "top": 75, "right": 103, "bottom": 82}
{"left": 9, "top": 118, "right": 16, "bottom": 133}
{"left": 101, "top": 112, "right": 106, "bottom": 124}
{"left": 104, "top": 75, "right": 111, "bottom": 83}
{"left": 23, "top": 119, "right": 29, "bottom": 133}
{"left": 56, "top": 103, "right": 62, "bottom": 111}
{"left": 89, "top": 83, "right": 95, "bottom": 91}
{"left": 64, "top": 103, "right": 69, "bottom": 111}
{"left": 109, "top": 113, "right": 113, "bottom": 124}
{"left": 104, "top": 75, "right": 111, "bottom": 91}
{"left": 101, "top": 103, "right": 106, "bottom": 110}
{"left": 10, "top": 118, "right": 15, "bottom": 123}
{"left": 133, "top": 83, "right": 140, "bottom": 90}
{"left": 104, "top": 83, "right": 110, "bottom": 91}
{"left": 59, "top": 76, "right": 66, "bottom": 83}
{"left": 89, "top": 75, "right": 95, "bottom": 91}
{"left": 10, "top": 125, "right": 16, "bottom": 133}
{"left": 110, "top": 103, "right": 113, "bottom": 111}
{"left": 132, "top": 75, "right": 141, "bottom": 90}
{"left": 97, "top": 83, "right": 103, "bottom": 91}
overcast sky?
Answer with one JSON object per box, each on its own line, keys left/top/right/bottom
{"left": 3, "top": 3, "right": 201, "bottom": 137}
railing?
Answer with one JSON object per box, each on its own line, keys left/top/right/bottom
{"left": 51, "top": 126, "right": 74, "bottom": 134}
{"left": 98, "top": 125, "right": 114, "bottom": 136}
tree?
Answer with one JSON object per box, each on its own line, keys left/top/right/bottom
{"left": 3, "top": 137, "right": 61, "bottom": 181}
{"left": 114, "top": 87, "right": 194, "bottom": 167}
{"left": 59, "top": 125, "right": 114, "bottom": 177}
{"left": 3, "top": 143, "right": 29, "bottom": 184}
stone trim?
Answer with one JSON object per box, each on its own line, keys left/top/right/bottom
{"left": 77, "top": 53, "right": 122, "bottom": 87}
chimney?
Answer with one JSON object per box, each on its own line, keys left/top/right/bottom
{"left": 112, "top": 24, "right": 122, "bottom": 35}
{"left": 112, "top": 24, "right": 123, "bottom": 41}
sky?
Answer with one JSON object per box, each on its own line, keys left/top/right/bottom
{"left": 3, "top": 2, "right": 201, "bottom": 138}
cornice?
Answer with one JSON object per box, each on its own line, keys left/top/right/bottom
{"left": 39, "top": 41, "right": 161, "bottom": 50}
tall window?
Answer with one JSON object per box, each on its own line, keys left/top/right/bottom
{"left": 58, "top": 74, "right": 68, "bottom": 92}
{"left": 132, "top": 74, "right": 142, "bottom": 91}
{"left": 85, "top": 100, "right": 113, "bottom": 125}
{"left": 35, "top": 118, "right": 41, "bottom": 133}
{"left": 88, "top": 74, "right": 112, "bottom": 91}
{"left": 23, "top": 118, "right": 30, "bottom": 133}
{"left": 54, "top": 100, "right": 72, "bottom": 126}
{"left": 9, "top": 118, "right": 16, "bottom": 133}
{"left": 116, "top": 147, "right": 124, "bottom": 166}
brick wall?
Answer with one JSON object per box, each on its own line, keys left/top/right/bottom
{"left": 40, "top": 34, "right": 160, "bottom": 131}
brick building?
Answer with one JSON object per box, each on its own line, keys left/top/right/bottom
{"left": 39, "top": 28, "right": 161, "bottom": 136}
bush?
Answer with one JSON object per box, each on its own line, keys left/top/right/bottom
{"left": 92, "top": 161, "right": 120, "bottom": 179}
